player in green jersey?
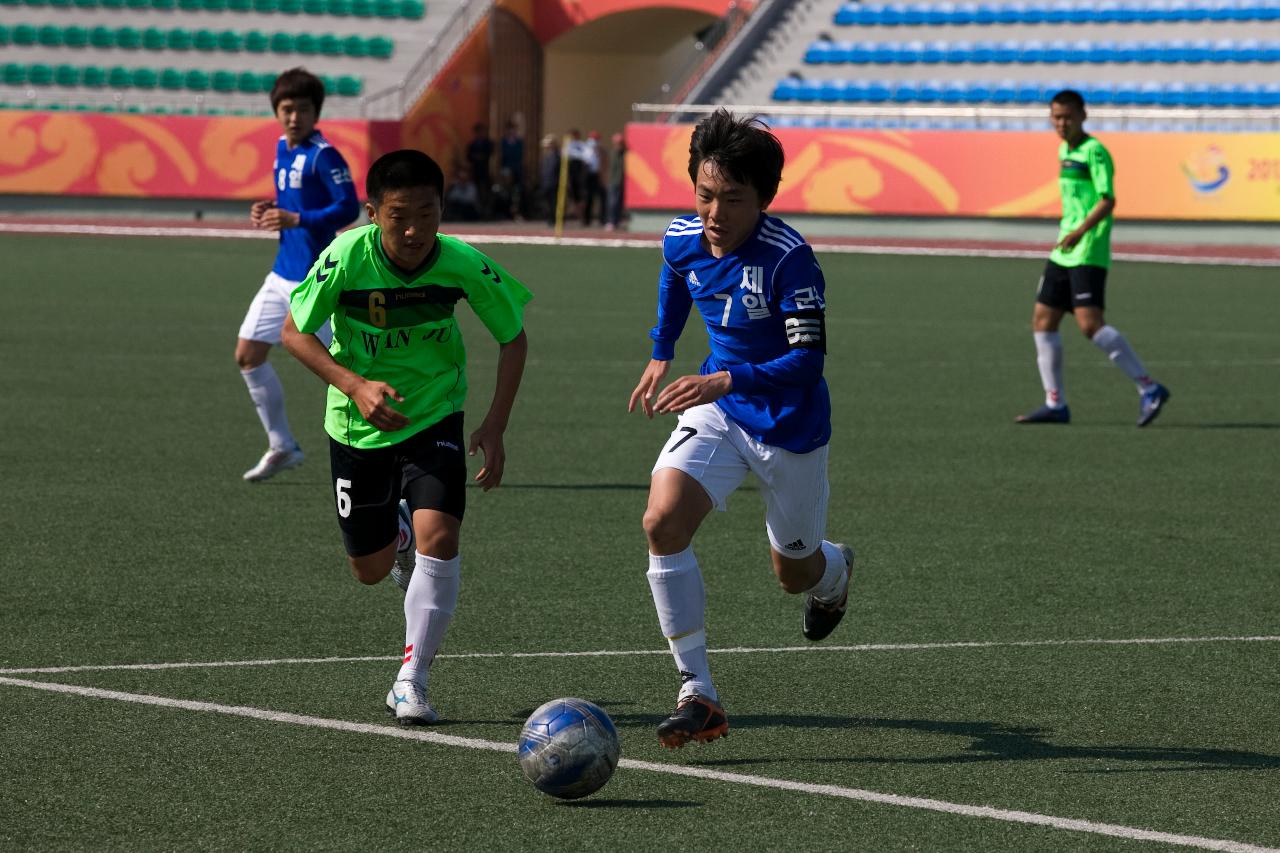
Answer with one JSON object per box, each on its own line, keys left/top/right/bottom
{"left": 1016, "top": 89, "right": 1170, "bottom": 428}
{"left": 282, "top": 149, "right": 531, "bottom": 724}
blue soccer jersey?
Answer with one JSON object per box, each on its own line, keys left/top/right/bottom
{"left": 649, "top": 213, "right": 831, "bottom": 453}
{"left": 271, "top": 130, "right": 361, "bottom": 281}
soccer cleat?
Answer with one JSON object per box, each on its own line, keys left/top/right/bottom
{"left": 390, "top": 500, "right": 415, "bottom": 592}
{"left": 656, "top": 694, "right": 728, "bottom": 748}
{"left": 243, "top": 446, "right": 305, "bottom": 481}
{"left": 1137, "top": 384, "right": 1171, "bottom": 428}
{"left": 1015, "top": 404, "right": 1071, "bottom": 425}
{"left": 385, "top": 679, "right": 438, "bottom": 725}
{"left": 803, "top": 543, "right": 855, "bottom": 642}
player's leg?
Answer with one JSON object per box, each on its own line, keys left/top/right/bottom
{"left": 1017, "top": 262, "right": 1072, "bottom": 424}
{"left": 645, "top": 404, "right": 745, "bottom": 747}
{"left": 751, "top": 441, "right": 855, "bottom": 641}
{"left": 237, "top": 273, "right": 305, "bottom": 480}
{"left": 387, "top": 414, "right": 468, "bottom": 725}
{"left": 1070, "top": 268, "right": 1171, "bottom": 426}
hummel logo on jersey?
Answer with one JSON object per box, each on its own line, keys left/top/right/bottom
{"left": 739, "top": 266, "right": 770, "bottom": 319}
{"left": 784, "top": 539, "right": 807, "bottom": 552}
{"left": 316, "top": 256, "right": 337, "bottom": 283}
{"left": 436, "top": 440, "right": 459, "bottom": 452}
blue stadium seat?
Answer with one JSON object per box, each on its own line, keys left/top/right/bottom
{"left": 1204, "top": 0, "right": 1234, "bottom": 21}
{"left": 1020, "top": 1, "right": 1047, "bottom": 23}
{"left": 897, "top": 40, "right": 923, "bottom": 63}
{"left": 804, "top": 41, "right": 836, "bottom": 64}
{"left": 991, "top": 39, "right": 1018, "bottom": 63}
{"left": 891, "top": 80, "right": 920, "bottom": 102}
{"left": 795, "top": 79, "right": 825, "bottom": 102}
{"left": 951, "top": 2, "right": 979, "bottom": 25}
{"left": 866, "top": 79, "right": 893, "bottom": 102}
{"left": 1088, "top": 39, "right": 1117, "bottom": 62}
{"left": 917, "top": 78, "right": 943, "bottom": 101}
{"left": 1260, "top": 82, "right": 1280, "bottom": 106}
{"left": 1235, "top": 38, "right": 1262, "bottom": 62}
{"left": 1044, "top": 0, "right": 1071, "bottom": 23}
{"left": 973, "top": 2, "right": 999, "bottom": 24}
{"left": 1086, "top": 81, "right": 1116, "bottom": 104}
{"left": 833, "top": 3, "right": 860, "bottom": 25}
{"left": 1114, "top": 0, "right": 1142, "bottom": 23}
{"left": 1208, "top": 38, "right": 1236, "bottom": 62}
{"left": 1015, "top": 80, "right": 1042, "bottom": 102}
{"left": 1259, "top": 40, "right": 1280, "bottom": 62}
{"left": 1092, "top": 1, "right": 1123, "bottom": 24}
{"left": 1112, "top": 39, "right": 1140, "bottom": 62}
{"left": 1185, "top": 38, "right": 1212, "bottom": 62}
{"left": 994, "top": 1, "right": 1027, "bottom": 23}
{"left": 990, "top": 79, "right": 1017, "bottom": 103}
{"left": 920, "top": 40, "right": 946, "bottom": 63}
{"left": 771, "top": 78, "right": 799, "bottom": 100}
{"left": 1184, "top": 82, "right": 1213, "bottom": 106}
{"left": 970, "top": 40, "right": 995, "bottom": 62}
{"left": 1133, "top": 41, "right": 1161, "bottom": 63}
{"left": 1160, "top": 81, "right": 1189, "bottom": 105}
{"left": 1042, "top": 39, "right": 1069, "bottom": 63}
{"left": 872, "top": 41, "right": 899, "bottom": 63}
{"left": 900, "top": 2, "right": 930, "bottom": 25}
{"left": 1114, "top": 81, "right": 1140, "bottom": 104}
{"left": 1018, "top": 39, "right": 1045, "bottom": 63}
{"left": 1229, "top": 82, "right": 1262, "bottom": 106}
{"left": 923, "top": 1, "right": 954, "bottom": 24}
{"left": 1135, "top": 81, "right": 1162, "bottom": 104}
{"left": 964, "top": 80, "right": 992, "bottom": 102}
{"left": 842, "top": 79, "right": 871, "bottom": 101}
{"left": 940, "top": 80, "right": 968, "bottom": 102}
{"left": 1181, "top": 0, "right": 1210, "bottom": 21}
{"left": 945, "top": 40, "right": 973, "bottom": 62}
{"left": 820, "top": 79, "right": 846, "bottom": 101}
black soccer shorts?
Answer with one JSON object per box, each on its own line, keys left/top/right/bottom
{"left": 328, "top": 412, "right": 467, "bottom": 557}
{"left": 1036, "top": 260, "right": 1108, "bottom": 312}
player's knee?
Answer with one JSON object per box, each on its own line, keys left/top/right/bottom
{"left": 416, "top": 527, "right": 459, "bottom": 560}
{"left": 642, "top": 507, "right": 691, "bottom": 554}
{"left": 349, "top": 559, "right": 388, "bottom": 585}
{"left": 235, "top": 350, "right": 266, "bottom": 371}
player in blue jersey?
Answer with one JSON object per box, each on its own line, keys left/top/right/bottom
{"left": 235, "top": 68, "right": 361, "bottom": 481}
{"left": 627, "top": 109, "right": 855, "bottom": 748}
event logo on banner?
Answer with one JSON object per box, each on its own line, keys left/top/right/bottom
{"left": 625, "top": 124, "right": 1280, "bottom": 222}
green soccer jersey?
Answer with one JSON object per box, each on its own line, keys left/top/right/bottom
{"left": 289, "top": 225, "right": 532, "bottom": 449}
{"left": 1049, "top": 134, "right": 1115, "bottom": 269}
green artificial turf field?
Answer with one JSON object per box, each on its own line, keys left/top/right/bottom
{"left": 1, "top": 233, "right": 1277, "bottom": 852}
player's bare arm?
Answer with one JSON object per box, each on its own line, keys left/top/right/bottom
{"left": 469, "top": 329, "right": 528, "bottom": 491}
{"left": 258, "top": 207, "right": 302, "bottom": 232}
{"left": 250, "top": 199, "right": 273, "bottom": 225}
{"left": 1058, "top": 195, "right": 1115, "bottom": 250}
{"left": 628, "top": 359, "right": 672, "bottom": 418}
{"left": 281, "top": 313, "right": 409, "bottom": 432}
{"left": 654, "top": 371, "right": 733, "bottom": 415}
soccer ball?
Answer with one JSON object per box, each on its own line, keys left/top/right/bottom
{"left": 518, "top": 698, "right": 621, "bottom": 800}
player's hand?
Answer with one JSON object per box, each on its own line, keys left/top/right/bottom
{"left": 351, "top": 380, "right": 409, "bottom": 432}
{"left": 258, "top": 207, "right": 301, "bottom": 231}
{"left": 468, "top": 420, "right": 507, "bottom": 491}
{"left": 250, "top": 200, "right": 274, "bottom": 225}
{"left": 627, "top": 359, "right": 671, "bottom": 418}
{"left": 1057, "top": 229, "right": 1083, "bottom": 251}
{"left": 654, "top": 371, "right": 732, "bottom": 415}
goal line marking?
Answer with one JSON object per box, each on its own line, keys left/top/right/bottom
{"left": 0, "top": 675, "right": 1274, "bottom": 853}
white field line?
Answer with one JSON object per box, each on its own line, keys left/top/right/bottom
{"left": 1, "top": 222, "right": 1276, "bottom": 267}
{"left": 1, "top": 634, "right": 1276, "bottom": 676}
{"left": 0, "top": 675, "right": 1275, "bottom": 853}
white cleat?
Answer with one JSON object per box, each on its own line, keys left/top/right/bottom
{"left": 390, "top": 500, "right": 415, "bottom": 592}
{"left": 385, "top": 679, "right": 437, "bottom": 725}
{"left": 243, "top": 446, "right": 304, "bottom": 482}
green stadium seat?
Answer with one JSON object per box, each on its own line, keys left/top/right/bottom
{"left": 278, "top": 0, "right": 302, "bottom": 12}
{"left": 178, "top": 0, "right": 201, "bottom": 9}
{"left": 194, "top": 29, "right": 218, "bottom": 51}
{"left": 49, "top": 0, "right": 72, "bottom": 7}
{"left": 227, "top": 0, "right": 250, "bottom": 9}
{"left": 131, "top": 67, "right": 158, "bottom": 88}
{"left": 341, "top": 34, "right": 366, "bottom": 57}
{"left": 244, "top": 30, "right": 269, "bottom": 52}
{"left": 116, "top": 27, "right": 141, "bottom": 50}
{"left": 73, "top": 0, "right": 98, "bottom": 6}
{"left": 257, "top": 71, "right": 276, "bottom": 91}
{"left": 295, "top": 32, "right": 316, "bottom": 53}
{"left": 98, "top": 103, "right": 118, "bottom": 112}
{"left": 81, "top": 65, "right": 105, "bottom": 86}
{"left": 218, "top": 30, "right": 242, "bottom": 51}
{"left": 150, "top": 105, "right": 170, "bottom": 114}
{"left": 367, "top": 35, "right": 392, "bottom": 58}
{"left": 63, "top": 25, "right": 88, "bottom": 47}
{"left": 27, "top": 63, "right": 53, "bottom": 86}
{"left": 90, "top": 26, "right": 114, "bottom": 48}
{"left": 54, "top": 63, "right": 80, "bottom": 85}
{"left": 327, "top": 0, "right": 350, "bottom": 14}
{"left": 236, "top": 70, "right": 259, "bottom": 92}
{"left": 143, "top": 27, "right": 166, "bottom": 50}
{"left": 107, "top": 66, "right": 132, "bottom": 87}
{"left": 184, "top": 68, "right": 209, "bottom": 90}
{"left": 13, "top": 24, "right": 38, "bottom": 45}
{"left": 37, "top": 24, "right": 63, "bottom": 46}
{"left": 22, "top": 0, "right": 47, "bottom": 6}
{"left": 177, "top": 106, "right": 195, "bottom": 115}
{"left": 100, "top": 0, "right": 124, "bottom": 7}
{"left": 318, "top": 74, "right": 335, "bottom": 91}
{"left": 125, "top": 104, "right": 143, "bottom": 113}
{"left": 351, "top": 0, "right": 373, "bottom": 15}
{"left": 211, "top": 70, "right": 236, "bottom": 92}
{"left": 166, "top": 28, "right": 191, "bottom": 50}
{"left": 374, "top": 0, "right": 396, "bottom": 18}
{"left": 335, "top": 74, "right": 360, "bottom": 96}
{"left": 160, "top": 67, "right": 184, "bottom": 89}
{"left": 303, "top": 0, "right": 325, "bottom": 13}
{"left": 252, "top": 0, "right": 278, "bottom": 10}
{"left": 152, "top": 0, "right": 175, "bottom": 8}
{"left": 3, "top": 63, "right": 28, "bottom": 86}
{"left": 74, "top": 103, "right": 98, "bottom": 111}
{"left": 269, "top": 32, "right": 294, "bottom": 52}
{"left": 0, "top": 0, "right": 16, "bottom": 6}
{"left": 203, "top": 0, "right": 227, "bottom": 9}
{"left": 0, "top": 26, "right": 8, "bottom": 47}
{"left": 126, "top": 0, "right": 149, "bottom": 9}
{"left": 398, "top": 0, "right": 422, "bottom": 18}
{"left": 318, "top": 33, "right": 341, "bottom": 55}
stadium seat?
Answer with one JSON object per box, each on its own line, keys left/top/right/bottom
{"left": 945, "top": 40, "right": 972, "bottom": 62}
{"left": 0, "top": 25, "right": 8, "bottom": 46}
{"left": 303, "top": 0, "right": 326, "bottom": 13}
{"left": 244, "top": 30, "right": 269, "bottom": 52}
{"left": 1087, "top": 81, "right": 1116, "bottom": 105}
{"left": 270, "top": 32, "right": 295, "bottom": 52}
{"left": 116, "top": 27, "right": 141, "bottom": 49}
{"left": 184, "top": 68, "right": 210, "bottom": 90}
{"left": 368, "top": 35, "right": 394, "bottom": 57}
{"left": 279, "top": 0, "right": 301, "bottom": 11}
{"left": 54, "top": 63, "right": 79, "bottom": 86}
{"left": 237, "top": 70, "right": 259, "bottom": 92}
{"left": 318, "top": 33, "right": 342, "bottom": 55}
{"left": 351, "top": 0, "right": 374, "bottom": 15}
{"left": 342, "top": 33, "right": 367, "bottom": 56}
{"left": 194, "top": 29, "right": 218, "bottom": 51}
{"left": 13, "top": 24, "right": 37, "bottom": 45}
{"left": 991, "top": 39, "right": 1018, "bottom": 63}
{"left": 131, "top": 67, "right": 158, "bottom": 88}
{"left": 177, "top": 0, "right": 201, "bottom": 9}
{"left": 3, "top": 63, "right": 27, "bottom": 85}
{"left": 969, "top": 40, "right": 994, "bottom": 63}
{"left": 28, "top": 63, "right": 53, "bottom": 85}
{"left": 397, "top": 0, "right": 421, "bottom": 15}
{"left": 81, "top": 65, "right": 105, "bottom": 86}
{"left": 253, "top": 0, "right": 279, "bottom": 10}
{"left": 990, "top": 79, "right": 1017, "bottom": 103}
{"left": 1015, "top": 80, "right": 1042, "bottom": 102}
{"left": 64, "top": 25, "right": 88, "bottom": 47}
{"left": 167, "top": 28, "right": 193, "bottom": 50}
{"left": 218, "top": 30, "right": 243, "bottom": 51}
{"left": 917, "top": 79, "right": 943, "bottom": 102}
{"left": 1160, "top": 80, "right": 1189, "bottom": 106}
{"left": 375, "top": 0, "right": 398, "bottom": 17}
{"left": 805, "top": 41, "right": 835, "bottom": 63}
{"left": 212, "top": 70, "right": 237, "bottom": 92}
{"left": 256, "top": 71, "right": 276, "bottom": 91}
{"left": 159, "top": 67, "right": 184, "bottom": 89}
{"left": 328, "top": 0, "right": 352, "bottom": 13}
{"left": 107, "top": 65, "right": 131, "bottom": 87}
{"left": 203, "top": 0, "right": 227, "bottom": 10}
{"left": 143, "top": 27, "right": 166, "bottom": 50}
{"left": 295, "top": 32, "right": 317, "bottom": 53}
{"left": 771, "top": 79, "right": 798, "bottom": 100}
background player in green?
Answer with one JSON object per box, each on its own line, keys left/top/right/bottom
{"left": 282, "top": 149, "right": 531, "bottom": 725}
{"left": 1016, "top": 89, "right": 1171, "bottom": 427}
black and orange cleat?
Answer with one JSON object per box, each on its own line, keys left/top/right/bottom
{"left": 802, "top": 543, "right": 855, "bottom": 642}
{"left": 656, "top": 694, "right": 728, "bottom": 749}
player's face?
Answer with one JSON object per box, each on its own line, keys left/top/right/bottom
{"left": 368, "top": 186, "right": 442, "bottom": 270}
{"left": 276, "top": 97, "right": 318, "bottom": 146}
{"left": 694, "top": 159, "right": 762, "bottom": 258}
{"left": 1050, "top": 101, "right": 1086, "bottom": 145}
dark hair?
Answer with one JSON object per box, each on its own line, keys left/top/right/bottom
{"left": 1050, "top": 89, "right": 1086, "bottom": 112}
{"left": 687, "top": 109, "right": 785, "bottom": 206}
{"left": 366, "top": 149, "right": 445, "bottom": 205}
{"left": 270, "top": 67, "right": 325, "bottom": 114}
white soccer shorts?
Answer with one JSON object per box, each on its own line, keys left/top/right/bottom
{"left": 238, "top": 271, "right": 332, "bottom": 346}
{"left": 651, "top": 403, "right": 830, "bottom": 559}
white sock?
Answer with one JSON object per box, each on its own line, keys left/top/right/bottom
{"left": 647, "top": 548, "right": 716, "bottom": 703}
{"left": 808, "top": 541, "right": 849, "bottom": 603}
{"left": 241, "top": 362, "right": 296, "bottom": 451}
{"left": 397, "top": 553, "right": 459, "bottom": 685}
{"left": 1033, "top": 331, "right": 1066, "bottom": 408}
{"left": 1091, "top": 325, "right": 1156, "bottom": 393}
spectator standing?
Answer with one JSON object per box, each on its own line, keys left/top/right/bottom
{"left": 499, "top": 120, "right": 525, "bottom": 219}
{"left": 605, "top": 131, "right": 627, "bottom": 231}
{"left": 466, "top": 123, "right": 494, "bottom": 216}
{"left": 539, "top": 133, "right": 561, "bottom": 226}
{"left": 581, "top": 130, "right": 603, "bottom": 226}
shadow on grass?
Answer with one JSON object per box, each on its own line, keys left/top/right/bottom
{"left": 662, "top": 715, "right": 1280, "bottom": 774}
{"left": 559, "top": 798, "right": 700, "bottom": 809}
{"left": 1164, "top": 422, "right": 1280, "bottom": 430}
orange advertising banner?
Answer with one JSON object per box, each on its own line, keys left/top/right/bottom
{"left": 625, "top": 123, "right": 1280, "bottom": 221}
{"left": 0, "top": 111, "right": 400, "bottom": 199}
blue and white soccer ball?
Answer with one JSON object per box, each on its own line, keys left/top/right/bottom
{"left": 518, "top": 698, "right": 621, "bottom": 800}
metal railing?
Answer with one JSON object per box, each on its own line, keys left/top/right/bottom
{"left": 359, "top": 0, "right": 494, "bottom": 119}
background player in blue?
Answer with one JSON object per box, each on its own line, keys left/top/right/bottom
{"left": 627, "top": 110, "right": 855, "bottom": 749}
{"left": 235, "top": 67, "right": 361, "bottom": 481}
